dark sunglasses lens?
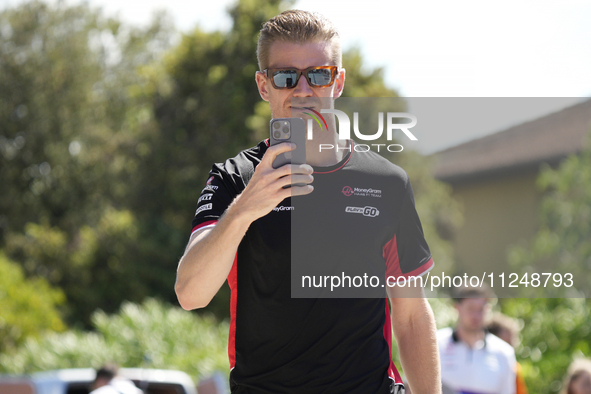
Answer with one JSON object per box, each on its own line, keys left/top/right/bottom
{"left": 308, "top": 68, "right": 333, "bottom": 86}
{"left": 273, "top": 70, "right": 298, "bottom": 88}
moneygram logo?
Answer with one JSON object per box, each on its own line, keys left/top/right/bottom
{"left": 345, "top": 206, "right": 380, "bottom": 217}
{"left": 342, "top": 186, "right": 382, "bottom": 198}
{"left": 272, "top": 206, "right": 295, "bottom": 212}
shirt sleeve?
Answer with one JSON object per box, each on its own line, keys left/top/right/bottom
{"left": 384, "top": 175, "right": 434, "bottom": 279}
{"left": 191, "top": 164, "right": 238, "bottom": 236}
{"left": 500, "top": 350, "right": 517, "bottom": 394}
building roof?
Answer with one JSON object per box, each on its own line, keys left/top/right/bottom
{"left": 432, "top": 99, "right": 591, "bottom": 183}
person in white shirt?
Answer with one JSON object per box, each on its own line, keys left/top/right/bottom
{"left": 437, "top": 285, "right": 516, "bottom": 394}
{"left": 90, "top": 365, "right": 143, "bottom": 394}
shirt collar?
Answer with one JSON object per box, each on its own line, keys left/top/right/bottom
{"left": 452, "top": 328, "right": 488, "bottom": 349}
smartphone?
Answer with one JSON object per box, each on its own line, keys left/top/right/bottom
{"left": 270, "top": 117, "right": 306, "bottom": 169}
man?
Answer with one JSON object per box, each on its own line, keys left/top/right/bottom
{"left": 90, "top": 365, "right": 142, "bottom": 394}
{"left": 175, "top": 10, "right": 440, "bottom": 394}
{"left": 437, "top": 286, "right": 516, "bottom": 394}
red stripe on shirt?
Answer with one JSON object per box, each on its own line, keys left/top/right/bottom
{"left": 383, "top": 234, "right": 434, "bottom": 279}
{"left": 191, "top": 220, "right": 218, "bottom": 236}
{"left": 227, "top": 253, "right": 238, "bottom": 368}
{"left": 402, "top": 257, "right": 434, "bottom": 278}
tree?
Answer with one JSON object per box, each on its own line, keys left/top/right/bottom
{"left": 0, "top": 252, "right": 65, "bottom": 353}
{"left": 508, "top": 138, "right": 591, "bottom": 296}
{"left": 0, "top": 0, "right": 176, "bottom": 325}
{"left": 504, "top": 135, "right": 591, "bottom": 393}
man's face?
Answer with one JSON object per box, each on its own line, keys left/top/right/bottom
{"left": 255, "top": 40, "right": 345, "bottom": 119}
{"left": 455, "top": 298, "right": 490, "bottom": 332}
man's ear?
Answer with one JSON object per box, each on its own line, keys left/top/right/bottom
{"left": 255, "top": 71, "right": 270, "bottom": 102}
{"left": 334, "top": 68, "right": 346, "bottom": 98}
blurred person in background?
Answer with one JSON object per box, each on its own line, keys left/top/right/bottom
{"left": 561, "top": 358, "right": 591, "bottom": 394}
{"left": 90, "top": 364, "right": 143, "bottom": 394}
{"left": 488, "top": 312, "right": 528, "bottom": 394}
{"left": 437, "top": 285, "right": 516, "bottom": 394}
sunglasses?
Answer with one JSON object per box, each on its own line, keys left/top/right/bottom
{"left": 264, "top": 66, "right": 339, "bottom": 89}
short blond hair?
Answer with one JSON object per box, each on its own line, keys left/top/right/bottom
{"left": 256, "top": 10, "right": 342, "bottom": 71}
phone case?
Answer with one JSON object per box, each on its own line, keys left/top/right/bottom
{"left": 270, "top": 117, "right": 306, "bottom": 169}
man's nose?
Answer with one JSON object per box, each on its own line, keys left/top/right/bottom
{"left": 292, "top": 73, "right": 313, "bottom": 96}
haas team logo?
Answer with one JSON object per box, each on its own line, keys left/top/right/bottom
{"left": 342, "top": 186, "right": 354, "bottom": 196}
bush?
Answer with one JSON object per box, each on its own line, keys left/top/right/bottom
{"left": 0, "top": 298, "right": 229, "bottom": 381}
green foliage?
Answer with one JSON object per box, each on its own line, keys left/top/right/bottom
{"left": 503, "top": 136, "right": 591, "bottom": 393}
{"left": 0, "top": 298, "right": 229, "bottom": 381}
{"left": 500, "top": 298, "right": 591, "bottom": 394}
{"left": 429, "top": 297, "right": 458, "bottom": 329}
{"left": 0, "top": 0, "right": 174, "bottom": 235}
{"left": 508, "top": 138, "right": 591, "bottom": 296}
{"left": 0, "top": 252, "right": 65, "bottom": 353}
{"left": 0, "top": 0, "right": 179, "bottom": 325}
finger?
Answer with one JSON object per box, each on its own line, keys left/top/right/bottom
{"left": 261, "top": 142, "right": 296, "bottom": 167}
{"left": 276, "top": 163, "right": 314, "bottom": 177}
{"left": 288, "top": 174, "right": 314, "bottom": 187}
{"left": 273, "top": 174, "right": 314, "bottom": 189}
{"left": 289, "top": 163, "right": 314, "bottom": 175}
{"left": 279, "top": 184, "right": 314, "bottom": 198}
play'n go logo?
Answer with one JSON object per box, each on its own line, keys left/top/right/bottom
{"left": 345, "top": 206, "right": 380, "bottom": 217}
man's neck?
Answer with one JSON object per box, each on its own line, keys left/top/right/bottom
{"left": 455, "top": 326, "right": 486, "bottom": 348}
{"left": 305, "top": 123, "right": 349, "bottom": 167}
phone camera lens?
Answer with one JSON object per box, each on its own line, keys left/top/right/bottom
{"left": 273, "top": 122, "right": 280, "bottom": 129}
{"left": 273, "top": 131, "right": 281, "bottom": 139}
{"left": 282, "top": 127, "right": 289, "bottom": 133}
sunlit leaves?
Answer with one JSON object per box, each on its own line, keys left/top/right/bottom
{"left": 0, "top": 299, "right": 228, "bottom": 381}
